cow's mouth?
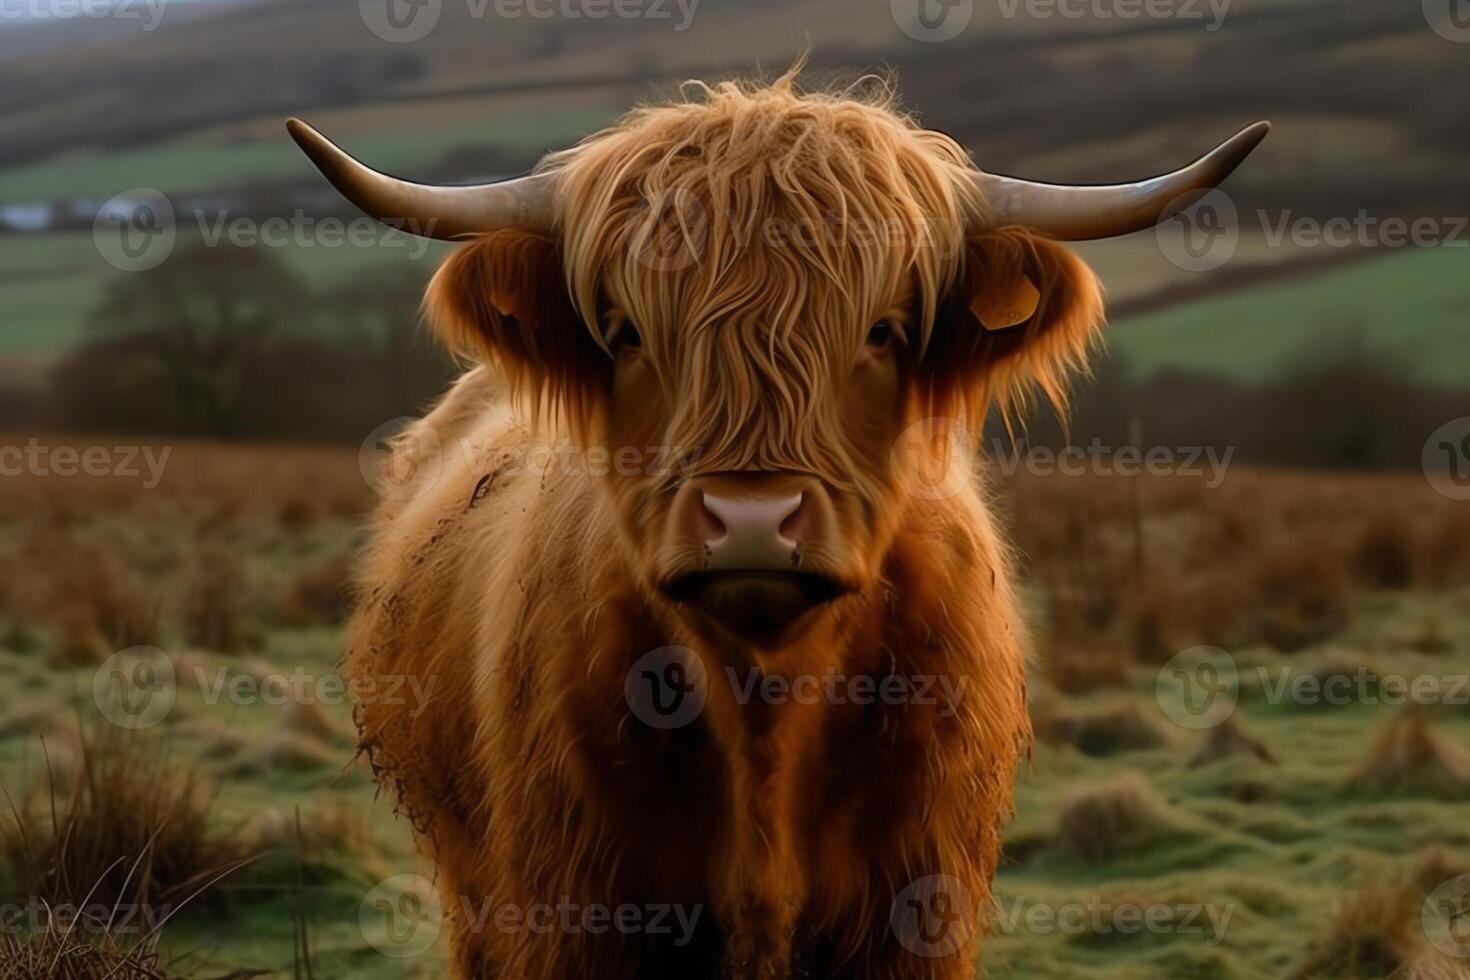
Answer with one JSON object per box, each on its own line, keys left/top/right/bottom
{"left": 661, "top": 571, "right": 850, "bottom": 645}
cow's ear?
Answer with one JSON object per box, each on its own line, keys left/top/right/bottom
{"left": 425, "top": 229, "right": 602, "bottom": 411}
{"left": 926, "top": 227, "right": 1105, "bottom": 422}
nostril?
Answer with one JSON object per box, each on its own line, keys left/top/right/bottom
{"left": 777, "top": 492, "right": 806, "bottom": 544}
{"left": 697, "top": 493, "right": 727, "bottom": 543}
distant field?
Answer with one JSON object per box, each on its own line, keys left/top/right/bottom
{"left": 3, "top": 231, "right": 1466, "bottom": 395}
{"left": 0, "top": 231, "right": 450, "bottom": 355}
{"left": 1109, "top": 245, "right": 1470, "bottom": 385}
{"left": 0, "top": 104, "right": 616, "bottom": 203}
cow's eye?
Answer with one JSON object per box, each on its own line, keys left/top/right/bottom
{"left": 606, "top": 318, "right": 642, "bottom": 353}
{"left": 866, "top": 321, "right": 895, "bottom": 350}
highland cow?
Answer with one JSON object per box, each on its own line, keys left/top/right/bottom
{"left": 290, "top": 71, "right": 1266, "bottom": 978}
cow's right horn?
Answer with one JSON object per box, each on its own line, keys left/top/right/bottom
{"left": 286, "top": 118, "right": 556, "bottom": 240}
{"left": 972, "top": 121, "right": 1270, "bottom": 241}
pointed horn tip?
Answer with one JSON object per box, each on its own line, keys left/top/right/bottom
{"left": 285, "top": 117, "right": 325, "bottom": 151}
{"left": 1227, "top": 120, "right": 1271, "bottom": 154}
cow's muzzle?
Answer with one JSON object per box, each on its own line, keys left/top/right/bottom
{"left": 659, "top": 473, "right": 850, "bottom": 643}
{"left": 662, "top": 569, "right": 849, "bottom": 645}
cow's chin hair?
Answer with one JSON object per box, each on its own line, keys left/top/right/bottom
{"left": 659, "top": 570, "right": 852, "bottom": 649}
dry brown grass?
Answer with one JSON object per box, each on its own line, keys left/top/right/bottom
{"left": 1189, "top": 715, "right": 1277, "bottom": 768}
{"left": 0, "top": 437, "right": 370, "bottom": 526}
{"left": 1041, "top": 640, "right": 1134, "bottom": 694}
{"left": 1348, "top": 705, "right": 1470, "bottom": 800}
{"left": 1050, "top": 771, "right": 1180, "bottom": 864}
{"left": 1005, "top": 468, "right": 1470, "bottom": 690}
{"left": 0, "top": 925, "right": 175, "bottom": 979}
{"left": 1033, "top": 698, "right": 1173, "bottom": 758}
{"left": 180, "top": 538, "right": 248, "bottom": 654}
{"left": 0, "top": 725, "right": 250, "bottom": 916}
{"left": 0, "top": 438, "right": 370, "bottom": 663}
{"left": 276, "top": 551, "right": 355, "bottom": 628}
{"left": 0, "top": 525, "right": 160, "bottom": 663}
{"left": 1291, "top": 878, "right": 1425, "bottom": 979}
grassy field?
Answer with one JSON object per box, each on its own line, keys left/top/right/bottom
{"left": 0, "top": 103, "right": 617, "bottom": 203}
{"left": 0, "top": 230, "right": 450, "bottom": 356}
{"left": 1, "top": 441, "right": 1468, "bottom": 977}
{"left": 5, "top": 228, "right": 1467, "bottom": 396}
{"left": 990, "top": 595, "right": 1470, "bottom": 978}
{"left": 1110, "top": 245, "right": 1470, "bottom": 386}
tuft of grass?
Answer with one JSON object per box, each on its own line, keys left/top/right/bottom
{"left": 276, "top": 553, "right": 354, "bottom": 629}
{"left": 0, "top": 919, "right": 175, "bottom": 979}
{"left": 1050, "top": 772, "right": 1180, "bottom": 865}
{"left": 1290, "top": 879, "right": 1423, "bottom": 979}
{"left": 1190, "top": 716, "right": 1277, "bottom": 768}
{"left": 1347, "top": 705, "right": 1470, "bottom": 800}
{"left": 1042, "top": 641, "right": 1134, "bottom": 694}
{"left": 181, "top": 540, "right": 248, "bottom": 655}
{"left": 1035, "top": 698, "right": 1173, "bottom": 758}
{"left": 0, "top": 724, "right": 250, "bottom": 915}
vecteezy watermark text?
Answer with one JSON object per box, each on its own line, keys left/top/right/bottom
{"left": 196, "top": 210, "right": 438, "bottom": 261}
{"left": 725, "top": 666, "right": 968, "bottom": 718}
{"left": 989, "top": 437, "right": 1235, "bottom": 488}
{"left": 890, "top": 874, "right": 1236, "bottom": 957}
{"left": 93, "top": 190, "right": 441, "bottom": 273}
{"left": 995, "top": 0, "right": 1229, "bottom": 30}
{"left": 624, "top": 647, "right": 968, "bottom": 730}
{"left": 991, "top": 895, "right": 1235, "bottom": 945}
{"left": 0, "top": 439, "right": 170, "bottom": 488}
{"left": 1156, "top": 646, "right": 1470, "bottom": 729}
{"left": 0, "top": 898, "right": 178, "bottom": 936}
{"left": 359, "top": 0, "right": 698, "bottom": 44}
{"left": 357, "top": 875, "right": 703, "bottom": 959}
{"left": 93, "top": 647, "right": 436, "bottom": 730}
{"left": 1158, "top": 194, "right": 1470, "bottom": 272}
{"left": 360, "top": 416, "right": 709, "bottom": 502}
{"left": 0, "top": 0, "right": 167, "bottom": 29}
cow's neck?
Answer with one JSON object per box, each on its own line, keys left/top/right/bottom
{"left": 671, "top": 595, "right": 872, "bottom": 973}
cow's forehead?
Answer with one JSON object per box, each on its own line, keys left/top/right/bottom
{"left": 549, "top": 81, "right": 980, "bottom": 345}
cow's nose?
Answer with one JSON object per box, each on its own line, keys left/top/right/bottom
{"left": 698, "top": 490, "right": 805, "bottom": 571}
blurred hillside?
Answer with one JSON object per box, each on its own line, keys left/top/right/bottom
{"left": 2, "top": 0, "right": 1463, "bottom": 212}
{"left": 0, "top": 0, "right": 1466, "bottom": 458}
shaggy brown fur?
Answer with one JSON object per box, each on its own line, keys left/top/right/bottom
{"left": 347, "top": 71, "right": 1104, "bottom": 979}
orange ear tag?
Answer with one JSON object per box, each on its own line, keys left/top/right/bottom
{"left": 970, "top": 276, "right": 1040, "bottom": 331}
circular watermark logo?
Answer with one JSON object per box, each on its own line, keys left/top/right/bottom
{"left": 1424, "top": 0, "right": 1470, "bottom": 41}
{"left": 890, "top": 874, "right": 975, "bottom": 957}
{"left": 629, "top": 190, "right": 708, "bottom": 273}
{"left": 360, "top": 874, "right": 444, "bottom": 959}
{"left": 359, "top": 418, "right": 442, "bottom": 501}
{"left": 892, "top": 416, "right": 974, "bottom": 502}
{"left": 1423, "top": 417, "right": 1470, "bottom": 501}
{"left": 891, "top": 0, "right": 974, "bottom": 42}
{"left": 93, "top": 646, "right": 177, "bottom": 730}
{"left": 1423, "top": 874, "right": 1470, "bottom": 958}
{"left": 1155, "top": 645, "right": 1238, "bottom": 730}
{"left": 1155, "top": 188, "right": 1239, "bottom": 272}
{"left": 624, "top": 646, "right": 708, "bottom": 729}
{"left": 360, "top": 0, "right": 441, "bottom": 42}
{"left": 93, "top": 189, "right": 176, "bottom": 272}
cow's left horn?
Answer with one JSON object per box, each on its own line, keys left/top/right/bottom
{"left": 286, "top": 118, "right": 556, "bottom": 240}
{"left": 973, "top": 121, "right": 1269, "bottom": 241}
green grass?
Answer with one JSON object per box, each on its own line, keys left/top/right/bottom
{"left": 989, "top": 591, "right": 1470, "bottom": 978}
{"left": 0, "top": 231, "right": 451, "bottom": 354}
{"left": 5, "top": 230, "right": 1469, "bottom": 391}
{"left": 1110, "top": 245, "right": 1470, "bottom": 386}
